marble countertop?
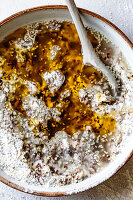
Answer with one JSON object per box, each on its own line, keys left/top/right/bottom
{"left": 0, "top": 0, "right": 133, "bottom": 199}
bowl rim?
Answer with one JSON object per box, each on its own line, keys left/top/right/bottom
{"left": 0, "top": 5, "right": 133, "bottom": 197}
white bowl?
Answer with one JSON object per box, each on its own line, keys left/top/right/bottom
{"left": 0, "top": 5, "right": 133, "bottom": 197}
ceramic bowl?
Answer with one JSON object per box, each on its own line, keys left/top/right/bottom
{"left": 0, "top": 5, "right": 133, "bottom": 197}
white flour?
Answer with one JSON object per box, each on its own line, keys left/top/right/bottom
{"left": 0, "top": 21, "right": 133, "bottom": 187}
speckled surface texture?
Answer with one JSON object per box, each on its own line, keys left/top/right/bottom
{"left": 0, "top": 0, "right": 133, "bottom": 199}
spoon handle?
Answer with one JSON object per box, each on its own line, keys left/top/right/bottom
{"left": 65, "top": 0, "right": 94, "bottom": 63}
{"left": 66, "top": 0, "right": 118, "bottom": 96}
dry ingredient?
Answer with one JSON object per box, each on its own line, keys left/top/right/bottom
{"left": 0, "top": 21, "right": 133, "bottom": 187}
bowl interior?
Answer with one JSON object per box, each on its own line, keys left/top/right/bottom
{"left": 0, "top": 6, "right": 133, "bottom": 196}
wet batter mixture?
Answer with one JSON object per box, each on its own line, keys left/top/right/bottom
{"left": 0, "top": 21, "right": 133, "bottom": 186}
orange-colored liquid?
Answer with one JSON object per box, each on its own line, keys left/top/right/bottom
{"left": 0, "top": 22, "right": 116, "bottom": 137}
